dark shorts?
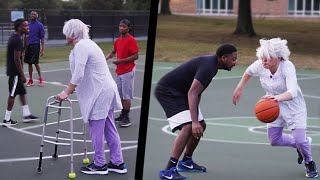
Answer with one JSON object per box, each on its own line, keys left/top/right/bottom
{"left": 155, "top": 84, "right": 189, "bottom": 118}
{"left": 8, "top": 75, "right": 26, "bottom": 97}
{"left": 24, "top": 44, "right": 40, "bottom": 64}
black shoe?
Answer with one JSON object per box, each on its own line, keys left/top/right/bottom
{"left": 107, "top": 161, "right": 127, "bottom": 174}
{"left": 114, "top": 114, "right": 123, "bottom": 122}
{"left": 305, "top": 161, "right": 318, "bottom": 178}
{"left": 119, "top": 117, "right": 131, "bottom": 127}
{"left": 297, "top": 137, "right": 312, "bottom": 164}
{"left": 22, "top": 114, "right": 40, "bottom": 122}
{"left": 2, "top": 119, "right": 17, "bottom": 127}
{"left": 80, "top": 162, "right": 108, "bottom": 175}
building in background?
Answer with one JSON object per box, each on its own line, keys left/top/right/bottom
{"left": 169, "top": 0, "right": 320, "bottom": 19}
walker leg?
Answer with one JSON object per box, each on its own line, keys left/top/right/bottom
{"left": 82, "top": 123, "right": 89, "bottom": 164}
{"left": 37, "top": 106, "right": 49, "bottom": 173}
{"left": 52, "top": 101, "right": 62, "bottom": 159}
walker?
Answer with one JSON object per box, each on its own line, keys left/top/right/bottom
{"left": 36, "top": 96, "right": 89, "bottom": 179}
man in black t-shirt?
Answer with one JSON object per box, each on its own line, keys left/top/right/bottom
{"left": 156, "top": 44, "right": 238, "bottom": 180}
{"left": 3, "top": 18, "right": 39, "bottom": 126}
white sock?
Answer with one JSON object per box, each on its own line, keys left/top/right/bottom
{"left": 22, "top": 105, "right": 31, "bottom": 117}
{"left": 4, "top": 110, "right": 12, "bottom": 121}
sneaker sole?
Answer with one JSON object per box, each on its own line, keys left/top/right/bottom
{"left": 80, "top": 170, "right": 108, "bottom": 175}
{"left": 160, "top": 175, "right": 189, "bottom": 180}
{"left": 120, "top": 123, "right": 131, "bottom": 127}
{"left": 2, "top": 123, "right": 17, "bottom": 127}
{"left": 177, "top": 167, "right": 206, "bottom": 173}
{"left": 108, "top": 168, "right": 127, "bottom": 174}
{"left": 22, "top": 118, "right": 40, "bottom": 123}
{"left": 306, "top": 174, "right": 318, "bottom": 178}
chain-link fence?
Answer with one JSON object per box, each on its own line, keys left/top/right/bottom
{"left": 0, "top": 9, "right": 149, "bottom": 45}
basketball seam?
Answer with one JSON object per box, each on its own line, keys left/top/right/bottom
{"left": 255, "top": 105, "right": 279, "bottom": 114}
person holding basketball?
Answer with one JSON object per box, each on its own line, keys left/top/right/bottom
{"left": 233, "top": 38, "right": 318, "bottom": 178}
{"left": 155, "top": 44, "right": 238, "bottom": 180}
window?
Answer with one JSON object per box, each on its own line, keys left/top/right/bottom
{"left": 288, "top": 0, "right": 320, "bottom": 16}
{"left": 196, "top": 0, "right": 233, "bottom": 15}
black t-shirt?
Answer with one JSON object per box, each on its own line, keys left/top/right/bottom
{"left": 6, "top": 33, "right": 23, "bottom": 76}
{"left": 158, "top": 55, "right": 218, "bottom": 96}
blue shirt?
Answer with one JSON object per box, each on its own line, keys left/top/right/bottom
{"left": 27, "top": 20, "right": 45, "bottom": 44}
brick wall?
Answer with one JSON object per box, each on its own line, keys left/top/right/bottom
{"left": 234, "top": 0, "right": 288, "bottom": 16}
{"left": 169, "top": 0, "right": 196, "bottom": 14}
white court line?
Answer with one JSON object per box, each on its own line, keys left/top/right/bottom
{"left": 161, "top": 124, "right": 320, "bottom": 146}
{"left": 0, "top": 145, "right": 137, "bottom": 163}
{"left": 156, "top": 116, "right": 320, "bottom": 145}
{"left": 4, "top": 124, "right": 137, "bottom": 144}
{"left": 304, "top": 94, "right": 320, "bottom": 99}
{"left": 249, "top": 125, "right": 320, "bottom": 135}
{"left": 21, "top": 105, "right": 141, "bottom": 131}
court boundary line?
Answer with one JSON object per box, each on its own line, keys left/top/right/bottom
{"left": 0, "top": 66, "right": 143, "bottom": 164}
{"left": 150, "top": 116, "right": 320, "bottom": 146}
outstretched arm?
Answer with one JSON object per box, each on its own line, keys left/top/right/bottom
{"left": 233, "top": 72, "right": 252, "bottom": 105}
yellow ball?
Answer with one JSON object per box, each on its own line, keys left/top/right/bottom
{"left": 83, "top": 158, "right": 90, "bottom": 164}
{"left": 68, "top": 173, "right": 76, "bottom": 179}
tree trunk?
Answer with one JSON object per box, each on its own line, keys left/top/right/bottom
{"left": 160, "top": 0, "right": 171, "bottom": 15}
{"left": 234, "top": 0, "right": 256, "bottom": 36}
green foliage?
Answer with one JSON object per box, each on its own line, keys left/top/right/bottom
{"left": 123, "top": 0, "right": 151, "bottom": 10}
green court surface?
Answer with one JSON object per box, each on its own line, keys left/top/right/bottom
{"left": 143, "top": 61, "right": 320, "bottom": 180}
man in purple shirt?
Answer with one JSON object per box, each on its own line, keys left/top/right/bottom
{"left": 24, "top": 11, "right": 45, "bottom": 87}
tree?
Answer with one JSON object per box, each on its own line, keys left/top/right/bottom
{"left": 160, "top": 0, "right": 171, "bottom": 15}
{"left": 123, "top": 0, "right": 150, "bottom": 10}
{"left": 234, "top": 0, "right": 256, "bottom": 36}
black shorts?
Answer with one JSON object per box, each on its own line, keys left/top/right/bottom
{"left": 8, "top": 75, "right": 26, "bottom": 97}
{"left": 154, "top": 84, "right": 189, "bottom": 118}
{"left": 24, "top": 44, "right": 40, "bottom": 64}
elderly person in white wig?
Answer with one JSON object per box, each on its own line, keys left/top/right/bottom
{"left": 233, "top": 37, "right": 318, "bottom": 178}
{"left": 55, "top": 19, "right": 127, "bottom": 175}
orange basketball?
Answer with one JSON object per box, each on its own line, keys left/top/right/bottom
{"left": 254, "top": 98, "right": 279, "bottom": 123}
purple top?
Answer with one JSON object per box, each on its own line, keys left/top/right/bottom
{"left": 27, "top": 20, "right": 45, "bottom": 44}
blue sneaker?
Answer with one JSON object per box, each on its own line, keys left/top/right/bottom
{"left": 177, "top": 159, "right": 206, "bottom": 172}
{"left": 305, "top": 161, "right": 318, "bottom": 178}
{"left": 159, "top": 167, "right": 188, "bottom": 180}
{"left": 108, "top": 161, "right": 127, "bottom": 174}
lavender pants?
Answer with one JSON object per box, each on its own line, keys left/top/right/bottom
{"left": 89, "top": 109, "right": 124, "bottom": 167}
{"left": 268, "top": 127, "right": 312, "bottom": 163}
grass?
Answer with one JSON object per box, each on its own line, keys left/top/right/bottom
{"left": 154, "top": 15, "right": 320, "bottom": 70}
{"left": 0, "top": 41, "right": 147, "bottom": 66}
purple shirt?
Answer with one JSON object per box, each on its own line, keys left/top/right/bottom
{"left": 27, "top": 20, "right": 45, "bottom": 44}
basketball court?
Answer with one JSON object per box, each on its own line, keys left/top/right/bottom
{"left": 143, "top": 61, "right": 320, "bottom": 180}
{"left": 0, "top": 56, "right": 146, "bottom": 180}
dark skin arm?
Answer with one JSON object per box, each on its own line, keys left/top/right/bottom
{"left": 188, "top": 79, "right": 204, "bottom": 139}
{"left": 105, "top": 49, "right": 116, "bottom": 60}
{"left": 14, "top": 50, "right": 26, "bottom": 83}
{"left": 112, "top": 52, "right": 139, "bottom": 65}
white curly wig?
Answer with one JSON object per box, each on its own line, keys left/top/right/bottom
{"left": 256, "top": 38, "right": 291, "bottom": 61}
{"left": 62, "top": 19, "right": 90, "bottom": 40}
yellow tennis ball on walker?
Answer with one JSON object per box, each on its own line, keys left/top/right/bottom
{"left": 68, "top": 173, "right": 76, "bottom": 179}
{"left": 83, "top": 158, "right": 90, "bottom": 164}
